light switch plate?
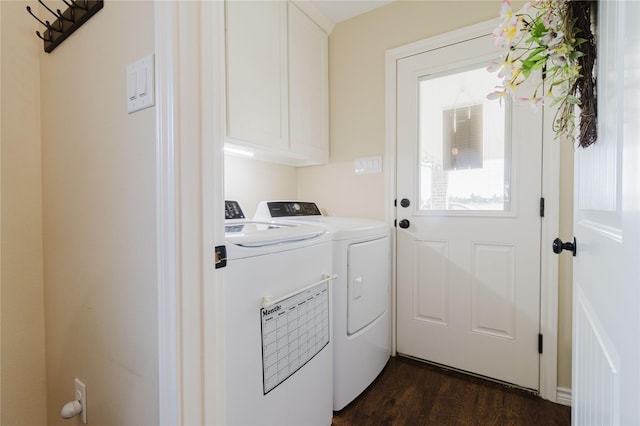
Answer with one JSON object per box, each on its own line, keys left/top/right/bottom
{"left": 127, "top": 54, "right": 155, "bottom": 113}
{"left": 355, "top": 156, "right": 383, "bottom": 174}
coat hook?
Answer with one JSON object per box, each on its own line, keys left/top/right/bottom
{"left": 57, "top": 9, "right": 74, "bottom": 22}
{"left": 35, "top": 30, "right": 52, "bottom": 42}
{"left": 45, "top": 20, "right": 63, "bottom": 33}
{"left": 69, "top": 0, "right": 88, "bottom": 11}
{"left": 37, "top": 0, "right": 64, "bottom": 31}
{"left": 38, "top": 0, "right": 59, "bottom": 19}
{"left": 28, "top": 0, "right": 103, "bottom": 53}
{"left": 61, "top": 0, "right": 77, "bottom": 20}
{"left": 26, "top": 6, "right": 49, "bottom": 28}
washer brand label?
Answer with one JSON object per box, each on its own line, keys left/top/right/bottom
{"left": 263, "top": 304, "right": 281, "bottom": 317}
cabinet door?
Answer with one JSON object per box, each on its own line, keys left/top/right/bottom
{"left": 288, "top": 2, "right": 329, "bottom": 164}
{"left": 225, "top": 1, "right": 288, "bottom": 151}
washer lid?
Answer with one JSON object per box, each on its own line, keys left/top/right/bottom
{"left": 225, "top": 221, "right": 326, "bottom": 247}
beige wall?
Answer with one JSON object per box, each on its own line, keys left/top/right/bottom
{"left": 224, "top": 155, "right": 298, "bottom": 218}
{"left": 39, "top": 2, "right": 158, "bottom": 424}
{"left": 0, "top": 1, "right": 48, "bottom": 424}
{"left": 296, "top": 0, "right": 573, "bottom": 390}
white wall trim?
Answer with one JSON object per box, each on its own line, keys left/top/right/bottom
{"left": 556, "top": 386, "right": 572, "bottom": 406}
{"left": 155, "top": 2, "right": 180, "bottom": 424}
{"left": 539, "top": 87, "right": 561, "bottom": 403}
{"left": 155, "top": 2, "right": 226, "bottom": 425}
{"left": 202, "top": 2, "right": 228, "bottom": 424}
{"left": 384, "top": 18, "right": 561, "bottom": 402}
{"left": 292, "top": 0, "right": 335, "bottom": 34}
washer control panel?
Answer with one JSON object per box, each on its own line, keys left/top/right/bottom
{"left": 225, "top": 200, "right": 245, "bottom": 220}
{"left": 267, "top": 201, "right": 322, "bottom": 217}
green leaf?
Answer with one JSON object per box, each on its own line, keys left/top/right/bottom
{"left": 530, "top": 21, "right": 546, "bottom": 38}
{"left": 531, "top": 59, "right": 546, "bottom": 71}
{"left": 549, "top": 96, "right": 565, "bottom": 107}
{"left": 574, "top": 37, "right": 588, "bottom": 46}
{"left": 566, "top": 96, "right": 581, "bottom": 105}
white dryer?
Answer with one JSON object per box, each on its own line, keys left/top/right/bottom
{"left": 254, "top": 201, "right": 391, "bottom": 410}
{"left": 224, "top": 201, "right": 335, "bottom": 425}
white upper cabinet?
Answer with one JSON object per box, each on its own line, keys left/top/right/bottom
{"left": 288, "top": 2, "right": 329, "bottom": 164}
{"left": 224, "top": 1, "right": 329, "bottom": 166}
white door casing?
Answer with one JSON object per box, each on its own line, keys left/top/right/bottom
{"left": 571, "top": 1, "right": 640, "bottom": 423}
{"left": 385, "top": 20, "right": 561, "bottom": 401}
{"left": 155, "top": 1, "right": 227, "bottom": 425}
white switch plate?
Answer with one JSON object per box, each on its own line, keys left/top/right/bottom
{"left": 355, "top": 156, "right": 383, "bottom": 174}
{"left": 127, "top": 54, "right": 155, "bottom": 113}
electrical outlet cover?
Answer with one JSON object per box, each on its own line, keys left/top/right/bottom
{"left": 75, "top": 378, "right": 87, "bottom": 424}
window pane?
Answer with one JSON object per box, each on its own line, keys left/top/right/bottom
{"left": 418, "top": 66, "right": 510, "bottom": 211}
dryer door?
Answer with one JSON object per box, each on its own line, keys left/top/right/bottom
{"left": 347, "top": 237, "right": 390, "bottom": 334}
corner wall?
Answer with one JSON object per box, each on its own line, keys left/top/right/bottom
{"left": 0, "top": 1, "right": 48, "bottom": 424}
{"left": 39, "top": 2, "right": 159, "bottom": 424}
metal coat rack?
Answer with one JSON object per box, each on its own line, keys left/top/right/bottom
{"left": 26, "top": 0, "right": 104, "bottom": 53}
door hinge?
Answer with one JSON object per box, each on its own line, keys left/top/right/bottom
{"left": 540, "top": 197, "right": 545, "bottom": 217}
{"left": 538, "top": 333, "right": 543, "bottom": 354}
{"left": 215, "top": 245, "right": 227, "bottom": 269}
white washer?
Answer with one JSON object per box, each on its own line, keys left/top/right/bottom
{"left": 254, "top": 201, "right": 391, "bottom": 410}
{"left": 224, "top": 201, "right": 334, "bottom": 425}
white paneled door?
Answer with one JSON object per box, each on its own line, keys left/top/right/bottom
{"left": 395, "top": 33, "right": 543, "bottom": 390}
{"left": 571, "top": 1, "right": 640, "bottom": 423}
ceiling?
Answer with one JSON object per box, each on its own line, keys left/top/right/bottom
{"left": 310, "top": 0, "right": 394, "bottom": 24}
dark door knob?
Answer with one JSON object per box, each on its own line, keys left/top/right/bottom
{"left": 398, "top": 219, "right": 410, "bottom": 229}
{"left": 553, "top": 237, "right": 577, "bottom": 256}
{"left": 400, "top": 198, "right": 411, "bottom": 208}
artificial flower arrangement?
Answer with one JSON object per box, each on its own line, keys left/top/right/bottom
{"left": 488, "top": 0, "right": 597, "bottom": 147}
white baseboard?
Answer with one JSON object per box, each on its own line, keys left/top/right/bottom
{"left": 556, "top": 387, "right": 572, "bottom": 406}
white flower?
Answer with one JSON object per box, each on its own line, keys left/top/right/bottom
{"left": 542, "top": 30, "right": 564, "bottom": 47}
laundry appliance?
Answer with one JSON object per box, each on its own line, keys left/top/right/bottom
{"left": 224, "top": 200, "right": 335, "bottom": 425}
{"left": 254, "top": 201, "right": 391, "bottom": 410}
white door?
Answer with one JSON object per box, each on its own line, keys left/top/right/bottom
{"left": 571, "top": 1, "right": 640, "bottom": 423}
{"left": 396, "top": 32, "right": 543, "bottom": 390}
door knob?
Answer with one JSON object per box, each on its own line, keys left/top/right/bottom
{"left": 398, "top": 219, "right": 410, "bottom": 229}
{"left": 553, "top": 237, "right": 577, "bottom": 256}
{"left": 400, "top": 198, "right": 411, "bottom": 208}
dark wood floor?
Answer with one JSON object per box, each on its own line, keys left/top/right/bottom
{"left": 332, "top": 356, "right": 570, "bottom": 426}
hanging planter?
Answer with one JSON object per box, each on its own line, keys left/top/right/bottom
{"left": 488, "top": 0, "right": 597, "bottom": 148}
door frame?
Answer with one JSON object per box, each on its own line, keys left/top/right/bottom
{"left": 384, "top": 19, "right": 561, "bottom": 402}
{"left": 155, "top": 1, "right": 227, "bottom": 424}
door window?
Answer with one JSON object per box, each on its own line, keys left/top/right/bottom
{"left": 418, "top": 66, "right": 511, "bottom": 212}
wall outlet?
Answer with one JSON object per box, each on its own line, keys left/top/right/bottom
{"left": 75, "top": 378, "right": 87, "bottom": 424}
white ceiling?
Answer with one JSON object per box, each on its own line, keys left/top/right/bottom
{"left": 310, "top": 0, "right": 394, "bottom": 24}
